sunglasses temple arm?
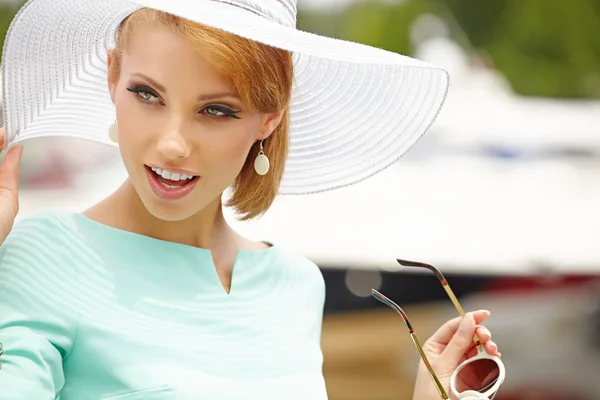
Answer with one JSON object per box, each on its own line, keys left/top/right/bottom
{"left": 441, "top": 285, "right": 485, "bottom": 353}
{"left": 398, "top": 260, "right": 485, "bottom": 352}
{"left": 372, "top": 288, "right": 450, "bottom": 399}
{"left": 410, "top": 333, "right": 450, "bottom": 399}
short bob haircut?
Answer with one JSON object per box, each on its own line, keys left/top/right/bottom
{"left": 108, "top": 8, "right": 294, "bottom": 220}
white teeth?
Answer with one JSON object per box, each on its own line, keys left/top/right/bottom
{"left": 150, "top": 167, "right": 195, "bottom": 181}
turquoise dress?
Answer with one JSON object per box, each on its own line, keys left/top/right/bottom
{"left": 0, "top": 211, "right": 327, "bottom": 399}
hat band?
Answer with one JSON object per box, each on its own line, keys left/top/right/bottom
{"left": 216, "top": 0, "right": 296, "bottom": 27}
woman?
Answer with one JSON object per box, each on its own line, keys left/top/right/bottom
{"left": 0, "top": 1, "right": 499, "bottom": 399}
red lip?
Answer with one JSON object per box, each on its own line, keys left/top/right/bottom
{"left": 145, "top": 166, "right": 199, "bottom": 200}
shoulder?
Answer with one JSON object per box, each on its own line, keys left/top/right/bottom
{"left": 269, "top": 245, "right": 324, "bottom": 277}
{"left": 267, "top": 245, "right": 326, "bottom": 300}
{"left": 9, "top": 210, "right": 78, "bottom": 237}
{"left": 0, "top": 210, "right": 77, "bottom": 269}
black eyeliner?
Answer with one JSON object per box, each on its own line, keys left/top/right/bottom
{"left": 205, "top": 104, "right": 242, "bottom": 119}
{"left": 126, "top": 85, "right": 159, "bottom": 98}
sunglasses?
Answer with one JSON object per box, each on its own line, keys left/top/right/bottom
{"left": 372, "top": 259, "right": 506, "bottom": 400}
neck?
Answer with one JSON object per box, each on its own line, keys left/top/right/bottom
{"left": 87, "top": 179, "right": 238, "bottom": 251}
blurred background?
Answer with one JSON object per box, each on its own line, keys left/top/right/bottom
{"left": 2, "top": 0, "right": 600, "bottom": 399}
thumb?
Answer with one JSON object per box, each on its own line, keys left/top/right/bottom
{"left": 441, "top": 312, "right": 476, "bottom": 366}
{"left": 0, "top": 145, "right": 24, "bottom": 194}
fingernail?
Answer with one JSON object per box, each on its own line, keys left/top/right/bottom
{"left": 459, "top": 312, "right": 474, "bottom": 333}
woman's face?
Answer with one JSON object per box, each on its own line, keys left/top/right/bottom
{"left": 108, "top": 25, "right": 281, "bottom": 222}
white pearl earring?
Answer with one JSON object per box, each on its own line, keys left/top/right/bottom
{"left": 254, "top": 139, "right": 270, "bottom": 176}
{"left": 108, "top": 120, "right": 118, "bottom": 143}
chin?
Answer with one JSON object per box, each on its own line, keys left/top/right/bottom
{"left": 138, "top": 186, "right": 222, "bottom": 222}
{"left": 140, "top": 197, "right": 201, "bottom": 222}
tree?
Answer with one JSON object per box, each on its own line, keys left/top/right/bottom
{"left": 444, "top": 0, "right": 600, "bottom": 98}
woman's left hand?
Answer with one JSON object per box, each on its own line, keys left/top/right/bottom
{"left": 412, "top": 310, "right": 501, "bottom": 400}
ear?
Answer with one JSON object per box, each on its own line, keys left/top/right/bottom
{"left": 256, "top": 109, "right": 286, "bottom": 140}
{"left": 107, "top": 50, "right": 118, "bottom": 104}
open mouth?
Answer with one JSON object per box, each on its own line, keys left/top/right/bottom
{"left": 147, "top": 166, "right": 198, "bottom": 187}
{"left": 145, "top": 165, "right": 200, "bottom": 200}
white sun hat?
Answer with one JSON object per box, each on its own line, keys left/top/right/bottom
{"left": 1, "top": 0, "right": 448, "bottom": 195}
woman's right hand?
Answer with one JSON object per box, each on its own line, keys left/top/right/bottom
{"left": 0, "top": 127, "right": 23, "bottom": 246}
{"left": 412, "top": 311, "right": 500, "bottom": 400}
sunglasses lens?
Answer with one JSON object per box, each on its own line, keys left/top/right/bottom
{"left": 455, "top": 358, "right": 500, "bottom": 395}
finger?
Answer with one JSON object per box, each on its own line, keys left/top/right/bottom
{"left": 475, "top": 325, "right": 491, "bottom": 343}
{"left": 473, "top": 310, "right": 491, "bottom": 325}
{"left": 0, "top": 127, "right": 4, "bottom": 151}
{"left": 465, "top": 345, "right": 478, "bottom": 360}
{"left": 428, "top": 310, "right": 490, "bottom": 345}
{"left": 484, "top": 340, "right": 499, "bottom": 356}
{"left": 440, "top": 312, "right": 477, "bottom": 366}
{"left": 0, "top": 144, "right": 24, "bottom": 194}
{"left": 463, "top": 337, "right": 501, "bottom": 361}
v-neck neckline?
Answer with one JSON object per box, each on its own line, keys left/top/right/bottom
{"left": 71, "top": 212, "right": 277, "bottom": 296}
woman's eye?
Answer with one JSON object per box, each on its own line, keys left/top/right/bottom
{"left": 139, "top": 91, "right": 156, "bottom": 102}
{"left": 202, "top": 105, "right": 241, "bottom": 119}
{"left": 126, "top": 86, "right": 159, "bottom": 103}
{"left": 205, "top": 106, "right": 226, "bottom": 116}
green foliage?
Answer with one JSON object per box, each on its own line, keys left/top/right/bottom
{"left": 445, "top": 0, "right": 600, "bottom": 98}
{"left": 0, "top": 3, "right": 24, "bottom": 60}
{"left": 299, "top": 0, "right": 600, "bottom": 99}
{"left": 298, "top": 0, "right": 437, "bottom": 56}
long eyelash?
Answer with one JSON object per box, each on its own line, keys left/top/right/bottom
{"left": 204, "top": 104, "right": 242, "bottom": 119}
{"left": 126, "top": 85, "right": 159, "bottom": 100}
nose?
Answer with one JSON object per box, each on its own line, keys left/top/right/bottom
{"left": 156, "top": 127, "right": 190, "bottom": 160}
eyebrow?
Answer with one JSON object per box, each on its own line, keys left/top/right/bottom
{"left": 131, "top": 72, "right": 240, "bottom": 101}
{"left": 132, "top": 73, "right": 166, "bottom": 92}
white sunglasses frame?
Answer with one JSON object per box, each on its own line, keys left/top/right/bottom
{"left": 451, "top": 349, "right": 506, "bottom": 399}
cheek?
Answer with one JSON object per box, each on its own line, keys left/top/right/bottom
{"left": 114, "top": 107, "right": 153, "bottom": 174}
{"left": 115, "top": 96, "right": 155, "bottom": 148}
{"left": 202, "top": 125, "right": 258, "bottom": 180}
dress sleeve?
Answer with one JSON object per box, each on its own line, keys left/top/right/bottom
{"left": 0, "top": 213, "right": 78, "bottom": 399}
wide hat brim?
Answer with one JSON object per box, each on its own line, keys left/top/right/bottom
{"left": 2, "top": 0, "right": 448, "bottom": 195}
